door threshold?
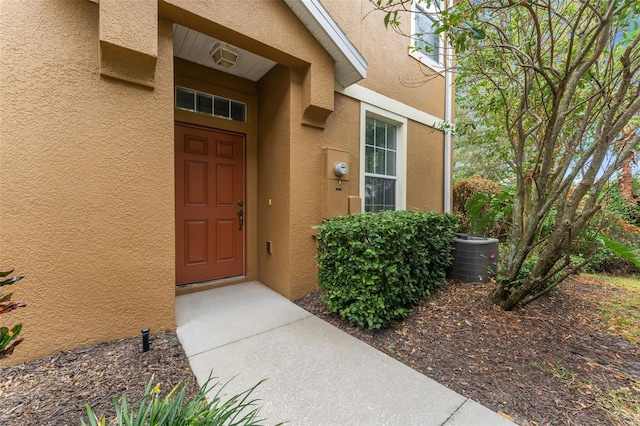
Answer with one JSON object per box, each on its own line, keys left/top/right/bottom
{"left": 175, "top": 276, "right": 249, "bottom": 296}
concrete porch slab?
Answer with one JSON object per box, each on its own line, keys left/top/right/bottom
{"left": 176, "top": 281, "right": 515, "bottom": 425}
{"left": 175, "top": 281, "right": 311, "bottom": 357}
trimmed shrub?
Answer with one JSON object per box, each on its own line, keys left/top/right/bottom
{"left": 452, "top": 177, "right": 501, "bottom": 215}
{"left": 316, "top": 210, "right": 458, "bottom": 329}
{"left": 453, "top": 178, "right": 502, "bottom": 235}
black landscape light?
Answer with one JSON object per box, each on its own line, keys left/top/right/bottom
{"left": 141, "top": 328, "right": 151, "bottom": 352}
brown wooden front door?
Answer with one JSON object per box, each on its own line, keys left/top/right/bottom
{"left": 175, "top": 124, "right": 245, "bottom": 285}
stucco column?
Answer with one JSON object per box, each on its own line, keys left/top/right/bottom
{"left": 301, "top": 59, "right": 334, "bottom": 128}
{"left": 99, "top": 0, "right": 158, "bottom": 87}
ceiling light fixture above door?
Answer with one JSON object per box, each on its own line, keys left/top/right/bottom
{"left": 210, "top": 42, "right": 239, "bottom": 68}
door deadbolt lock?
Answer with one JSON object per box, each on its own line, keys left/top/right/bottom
{"left": 333, "top": 161, "right": 348, "bottom": 177}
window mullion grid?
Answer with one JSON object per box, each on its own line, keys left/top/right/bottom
{"left": 365, "top": 172, "right": 396, "bottom": 180}
{"left": 175, "top": 85, "right": 246, "bottom": 122}
{"left": 383, "top": 121, "right": 387, "bottom": 175}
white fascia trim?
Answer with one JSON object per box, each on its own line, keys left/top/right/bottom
{"left": 283, "top": 0, "right": 367, "bottom": 87}
{"left": 337, "top": 82, "right": 442, "bottom": 128}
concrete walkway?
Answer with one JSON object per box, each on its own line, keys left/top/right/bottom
{"left": 176, "top": 281, "right": 515, "bottom": 426}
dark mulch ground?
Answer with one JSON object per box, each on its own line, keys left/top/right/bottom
{"left": 295, "top": 277, "right": 640, "bottom": 425}
{"left": 0, "top": 332, "right": 198, "bottom": 426}
{"left": 1, "top": 278, "right": 638, "bottom": 425}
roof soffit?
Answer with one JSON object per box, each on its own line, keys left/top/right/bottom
{"left": 283, "top": 0, "right": 367, "bottom": 87}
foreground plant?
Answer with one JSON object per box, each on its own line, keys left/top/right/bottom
{"left": 0, "top": 267, "right": 26, "bottom": 358}
{"left": 82, "top": 375, "right": 277, "bottom": 426}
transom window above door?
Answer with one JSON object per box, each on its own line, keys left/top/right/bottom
{"left": 175, "top": 86, "right": 246, "bottom": 122}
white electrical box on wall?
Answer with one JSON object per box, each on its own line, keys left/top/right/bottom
{"left": 322, "top": 148, "right": 350, "bottom": 219}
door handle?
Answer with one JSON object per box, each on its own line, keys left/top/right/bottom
{"left": 238, "top": 209, "right": 243, "bottom": 231}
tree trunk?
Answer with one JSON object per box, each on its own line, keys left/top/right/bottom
{"left": 617, "top": 125, "right": 638, "bottom": 202}
{"left": 490, "top": 214, "right": 577, "bottom": 310}
{"left": 618, "top": 154, "right": 634, "bottom": 202}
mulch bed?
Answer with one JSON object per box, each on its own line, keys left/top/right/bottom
{"left": 295, "top": 277, "right": 640, "bottom": 426}
{"left": 1, "top": 278, "right": 638, "bottom": 425}
{"left": 0, "top": 332, "right": 198, "bottom": 426}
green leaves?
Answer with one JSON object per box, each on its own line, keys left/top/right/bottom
{"left": 464, "top": 187, "right": 513, "bottom": 237}
{"left": 0, "top": 324, "right": 23, "bottom": 359}
{"left": 82, "top": 375, "right": 275, "bottom": 426}
{"left": 383, "top": 10, "right": 399, "bottom": 28}
{"left": 598, "top": 233, "right": 640, "bottom": 269}
{"left": 316, "top": 210, "right": 458, "bottom": 329}
{"left": 0, "top": 266, "right": 26, "bottom": 358}
{"left": 0, "top": 268, "right": 25, "bottom": 287}
{"left": 470, "top": 26, "right": 486, "bottom": 40}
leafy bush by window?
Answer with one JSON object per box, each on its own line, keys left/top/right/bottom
{"left": 316, "top": 210, "right": 458, "bottom": 329}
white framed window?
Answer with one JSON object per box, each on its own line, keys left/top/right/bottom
{"left": 360, "top": 104, "right": 407, "bottom": 212}
{"left": 175, "top": 86, "right": 246, "bottom": 122}
{"left": 410, "top": 1, "right": 444, "bottom": 73}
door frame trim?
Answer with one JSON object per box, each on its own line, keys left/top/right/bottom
{"left": 174, "top": 121, "right": 248, "bottom": 285}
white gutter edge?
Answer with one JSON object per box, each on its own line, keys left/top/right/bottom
{"left": 443, "top": 0, "right": 454, "bottom": 213}
{"left": 283, "top": 0, "right": 367, "bottom": 86}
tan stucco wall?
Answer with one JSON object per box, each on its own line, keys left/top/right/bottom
{"left": 288, "top": 69, "right": 324, "bottom": 299}
{"left": 289, "top": 92, "right": 363, "bottom": 299}
{"left": 99, "top": 0, "right": 158, "bottom": 87}
{"left": 406, "top": 121, "right": 445, "bottom": 211}
{"left": 322, "top": 0, "right": 449, "bottom": 214}
{"left": 281, "top": 89, "right": 447, "bottom": 299}
{"left": 323, "top": 0, "right": 447, "bottom": 119}
{"left": 100, "top": 0, "right": 157, "bottom": 58}
{"left": 0, "top": 1, "right": 175, "bottom": 365}
{"left": 257, "top": 65, "right": 292, "bottom": 297}
{"left": 259, "top": 81, "right": 363, "bottom": 300}
{"left": 255, "top": 64, "right": 447, "bottom": 300}
{"left": 321, "top": 94, "right": 363, "bottom": 191}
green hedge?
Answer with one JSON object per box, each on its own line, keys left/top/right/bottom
{"left": 316, "top": 210, "right": 458, "bottom": 329}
